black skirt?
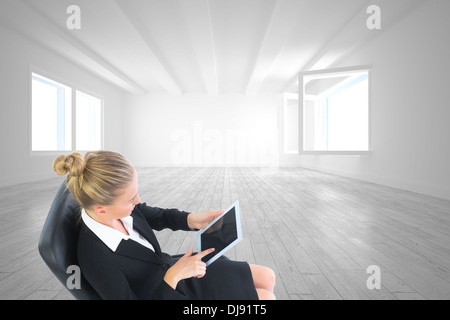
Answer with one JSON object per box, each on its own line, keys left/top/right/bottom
{"left": 182, "top": 258, "right": 258, "bottom": 300}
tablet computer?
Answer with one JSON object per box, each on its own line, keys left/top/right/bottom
{"left": 198, "top": 201, "right": 242, "bottom": 266}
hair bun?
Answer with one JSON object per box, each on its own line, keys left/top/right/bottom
{"left": 53, "top": 152, "right": 86, "bottom": 177}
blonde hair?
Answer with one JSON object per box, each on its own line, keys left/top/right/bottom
{"left": 53, "top": 151, "right": 134, "bottom": 210}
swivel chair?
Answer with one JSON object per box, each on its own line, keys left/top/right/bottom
{"left": 38, "top": 181, "right": 101, "bottom": 300}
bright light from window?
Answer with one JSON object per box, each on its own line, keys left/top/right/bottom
{"left": 31, "top": 73, "right": 72, "bottom": 151}
{"left": 76, "top": 91, "right": 102, "bottom": 151}
{"left": 302, "top": 69, "right": 370, "bottom": 152}
{"left": 327, "top": 75, "right": 368, "bottom": 151}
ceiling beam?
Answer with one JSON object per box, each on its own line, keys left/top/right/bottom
{"left": 179, "top": 0, "right": 218, "bottom": 95}
{"left": 281, "top": 0, "right": 425, "bottom": 92}
{"left": 244, "top": 0, "right": 305, "bottom": 95}
{"left": 279, "top": 0, "right": 372, "bottom": 93}
{"left": 325, "top": 0, "right": 426, "bottom": 69}
{"left": 14, "top": 0, "right": 147, "bottom": 94}
{"left": 302, "top": 0, "right": 373, "bottom": 72}
{"left": 112, "top": 0, "right": 183, "bottom": 96}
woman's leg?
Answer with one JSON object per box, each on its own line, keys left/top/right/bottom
{"left": 256, "top": 288, "right": 276, "bottom": 300}
{"left": 249, "top": 264, "right": 276, "bottom": 300}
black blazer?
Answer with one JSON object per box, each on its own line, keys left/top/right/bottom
{"left": 77, "top": 203, "right": 193, "bottom": 300}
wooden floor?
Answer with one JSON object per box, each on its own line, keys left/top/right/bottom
{"left": 1, "top": 167, "right": 450, "bottom": 300}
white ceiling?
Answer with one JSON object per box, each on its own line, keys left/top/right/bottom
{"left": 0, "top": 0, "right": 424, "bottom": 95}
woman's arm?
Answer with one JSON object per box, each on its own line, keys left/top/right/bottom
{"left": 136, "top": 203, "right": 191, "bottom": 231}
{"left": 83, "top": 257, "right": 199, "bottom": 300}
{"left": 187, "top": 210, "right": 224, "bottom": 230}
{"left": 163, "top": 248, "right": 215, "bottom": 290}
{"left": 136, "top": 203, "right": 223, "bottom": 232}
{"left": 82, "top": 261, "right": 138, "bottom": 300}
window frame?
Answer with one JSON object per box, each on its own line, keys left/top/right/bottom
{"left": 283, "top": 92, "right": 299, "bottom": 155}
{"left": 29, "top": 67, "right": 104, "bottom": 156}
{"left": 298, "top": 65, "right": 372, "bottom": 156}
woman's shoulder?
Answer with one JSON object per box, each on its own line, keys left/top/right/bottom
{"left": 77, "top": 223, "right": 113, "bottom": 260}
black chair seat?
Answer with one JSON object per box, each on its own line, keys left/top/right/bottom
{"left": 38, "top": 181, "right": 101, "bottom": 300}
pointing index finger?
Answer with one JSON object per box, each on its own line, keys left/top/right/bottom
{"left": 196, "top": 248, "right": 215, "bottom": 259}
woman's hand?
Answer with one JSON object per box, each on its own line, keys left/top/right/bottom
{"left": 163, "top": 248, "right": 215, "bottom": 289}
{"left": 187, "top": 210, "right": 224, "bottom": 230}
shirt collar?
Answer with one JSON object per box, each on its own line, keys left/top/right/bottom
{"left": 81, "top": 208, "right": 133, "bottom": 252}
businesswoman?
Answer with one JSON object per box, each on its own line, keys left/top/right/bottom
{"left": 53, "top": 151, "right": 276, "bottom": 300}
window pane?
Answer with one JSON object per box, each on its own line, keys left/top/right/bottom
{"left": 327, "top": 76, "right": 369, "bottom": 151}
{"left": 76, "top": 91, "right": 102, "bottom": 151}
{"left": 303, "top": 71, "right": 369, "bottom": 152}
{"left": 31, "top": 73, "right": 71, "bottom": 151}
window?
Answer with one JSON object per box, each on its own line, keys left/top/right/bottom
{"left": 300, "top": 67, "right": 371, "bottom": 154}
{"left": 31, "top": 73, "right": 72, "bottom": 151}
{"left": 31, "top": 72, "right": 103, "bottom": 152}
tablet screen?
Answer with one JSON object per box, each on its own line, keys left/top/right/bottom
{"left": 198, "top": 201, "right": 242, "bottom": 266}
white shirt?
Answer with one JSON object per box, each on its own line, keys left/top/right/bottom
{"left": 81, "top": 209, "right": 155, "bottom": 252}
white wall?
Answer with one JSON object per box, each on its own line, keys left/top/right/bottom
{"left": 122, "top": 92, "right": 279, "bottom": 167}
{"left": 280, "top": 1, "right": 450, "bottom": 200}
{"left": 0, "top": 24, "right": 124, "bottom": 187}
